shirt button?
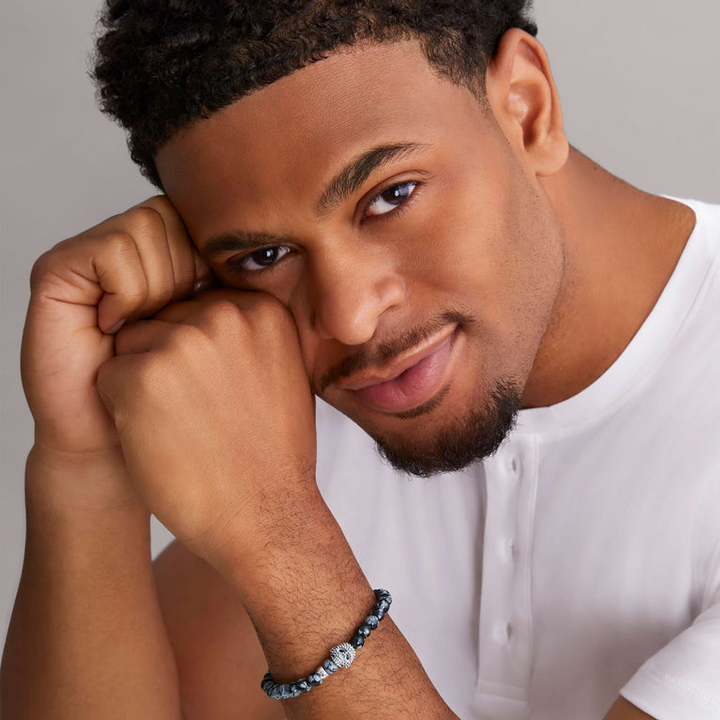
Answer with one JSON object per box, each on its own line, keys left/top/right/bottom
{"left": 500, "top": 539, "right": 518, "bottom": 562}
{"left": 494, "top": 621, "right": 513, "bottom": 644}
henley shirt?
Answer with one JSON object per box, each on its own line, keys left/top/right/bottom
{"left": 315, "top": 197, "right": 720, "bottom": 719}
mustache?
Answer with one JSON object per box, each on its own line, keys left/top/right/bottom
{"left": 317, "top": 309, "right": 474, "bottom": 393}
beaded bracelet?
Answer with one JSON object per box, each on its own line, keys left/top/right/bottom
{"left": 260, "top": 588, "right": 392, "bottom": 700}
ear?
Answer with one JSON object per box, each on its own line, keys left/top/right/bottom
{"left": 486, "top": 29, "right": 569, "bottom": 177}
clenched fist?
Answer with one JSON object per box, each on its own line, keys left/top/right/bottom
{"left": 21, "top": 195, "right": 215, "bottom": 510}
{"left": 95, "top": 290, "right": 317, "bottom": 564}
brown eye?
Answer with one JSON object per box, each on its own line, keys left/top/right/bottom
{"left": 364, "top": 181, "right": 418, "bottom": 219}
{"left": 227, "top": 246, "right": 292, "bottom": 273}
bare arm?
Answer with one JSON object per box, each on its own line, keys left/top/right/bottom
{"left": 1, "top": 195, "right": 213, "bottom": 718}
{"left": 207, "top": 491, "right": 458, "bottom": 720}
{"left": 152, "top": 539, "right": 284, "bottom": 719}
{"left": 165, "top": 488, "right": 656, "bottom": 720}
{"left": 605, "top": 697, "right": 656, "bottom": 720}
{"left": 1, "top": 449, "right": 181, "bottom": 719}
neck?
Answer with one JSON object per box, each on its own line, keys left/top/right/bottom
{"left": 520, "top": 146, "right": 696, "bottom": 409}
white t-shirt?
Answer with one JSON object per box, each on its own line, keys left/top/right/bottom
{"left": 315, "top": 197, "right": 720, "bottom": 720}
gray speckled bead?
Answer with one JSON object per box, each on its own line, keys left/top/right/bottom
{"left": 364, "top": 614, "right": 379, "bottom": 630}
{"left": 356, "top": 624, "right": 371, "bottom": 638}
{"left": 322, "top": 658, "right": 338, "bottom": 674}
{"left": 268, "top": 684, "right": 287, "bottom": 699}
{"left": 296, "top": 679, "right": 311, "bottom": 693}
{"left": 350, "top": 634, "right": 365, "bottom": 649}
{"left": 330, "top": 642, "right": 356, "bottom": 668}
{"left": 307, "top": 672, "right": 323, "bottom": 686}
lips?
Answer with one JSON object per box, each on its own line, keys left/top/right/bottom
{"left": 337, "top": 325, "right": 460, "bottom": 414}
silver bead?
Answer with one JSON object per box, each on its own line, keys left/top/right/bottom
{"left": 314, "top": 665, "right": 329, "bottom": 681}
{"left": 330, "top": 642, "right": 356, "bottom": 668}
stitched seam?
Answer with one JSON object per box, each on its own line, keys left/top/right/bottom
{"left": 643, "top": 665, "right": 720, "bottom": 711}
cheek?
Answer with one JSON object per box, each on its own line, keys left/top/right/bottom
{"left": 401, "top": 172, "right": 562, "bottom": 359}
{"left": 401, "top": 173, "right": 515, "bottom": 311}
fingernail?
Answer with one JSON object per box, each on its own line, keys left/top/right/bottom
{"left": 107, "top": 319, "right": 126, "bottom": 334}
{"left": 193, "top": 279, "right": 214, "bottom": 294}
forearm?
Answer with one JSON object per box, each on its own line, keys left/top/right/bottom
{"left": 0, "top": 449, "right": 182, "bottom": 719}
{"left": 213, "top": 487, "right": 458, "bottom": 719}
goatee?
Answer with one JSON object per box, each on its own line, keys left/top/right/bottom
{"left": 374, "top": 377, "right": 522, "bottom": 478}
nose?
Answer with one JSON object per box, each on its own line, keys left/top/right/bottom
{"left": 310, "top": 247, "right": 406, "bottom": 346}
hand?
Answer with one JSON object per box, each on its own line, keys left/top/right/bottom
{"left": 21, "top": 195, "right": 215, "bottom": 508}
{"left": 95, "top": 289, "right": 318, "bottom": 564}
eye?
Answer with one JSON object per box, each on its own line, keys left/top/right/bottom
{"left": 363, "top": 181, "right": 419, "bottom": 220}
{"left": 226, "top": 245, "right": 292, "bottom": 273}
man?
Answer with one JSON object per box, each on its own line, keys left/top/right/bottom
{"left": 2, "top": 1, "right": 718, "bottom": 718}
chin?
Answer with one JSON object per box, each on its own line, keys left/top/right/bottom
{"left": 368, "top": 376, "right": 523, "bottom": 478}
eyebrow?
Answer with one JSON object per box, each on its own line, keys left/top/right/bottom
{"left": 201, "top": 141, "right": 432, "bottom": 260}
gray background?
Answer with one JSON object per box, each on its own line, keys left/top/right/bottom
{"left": 2, "top": 0, "right": 719, "bottom": 652}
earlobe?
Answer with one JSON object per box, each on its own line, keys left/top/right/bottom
{"left": 486, "top": 28, "right": 569, "bottom": 177}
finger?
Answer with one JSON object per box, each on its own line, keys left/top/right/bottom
{"left": 51, "top": 230, "right": 149, "bottom": 334}
{"left": 96, "top": 353, "right": 144, "bottom": 416}
{"left": 192, "top": 257, "right": 219, "bottom": 295}
{"left": 114, "top": 317, "right": 175, "bottom": 356}
{"left": 194, "top": 288, "right": 295, "bottom": 328}
{"left": 121, "top": 202, "right": 176, "bottom": 313}
{"left": 94, "top": 205, "right": 176, "bottom": 330}
{"left": 136, "top": 195, "right": 216, "bottom": 301}
{"left": 182, "top": 287, "right": 261, "bottom": 312}
{"left": 144, "top": 289, "right": 258, "bottom": 325}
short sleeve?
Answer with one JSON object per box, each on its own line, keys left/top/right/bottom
{"left": 620, "top": 535, "right": 720, "bottom": 720}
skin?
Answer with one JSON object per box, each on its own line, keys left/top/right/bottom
{"left": 151, "top": 31, "right": 692, "bottom": 717}
{"left": 155, "top": 33, "right": 694, "bottom": 469}
{"left": 5, "top": 27, "right": 695, "bottom": 719}
{"left": 155, "top": 39, "right": 563, "bottom": 473}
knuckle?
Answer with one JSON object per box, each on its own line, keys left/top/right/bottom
{"left": 134, "top": 356, "right": 165, "bottom": 396}
{"left": 253, "top": 295, "right": 293, "bottom": 324}
{"left": 103, "top": 232, "right": 148, "bottom": 302}
{"left": 28, "top": 240, "right": 76, "bottom": 291}
{"left": 105, "top": 230, "right": 137, "bottom": 259}
{"left": 142, "top": 194, "right": 175, "bottom": 215}
{"left": 122, "top": 205, "right": 167, "bottom": 240}
{"left": 168, "top": 322, "right": 205, "bottom": 350}
{"left": 206, "top": 299, "right": 244, "bottom": 328}
{"left": 29, "top": 249, "right": 53, "bottom": 288}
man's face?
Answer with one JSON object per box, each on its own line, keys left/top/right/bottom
{"left": 155, "top": 39, "right": 565, "bottom": 476}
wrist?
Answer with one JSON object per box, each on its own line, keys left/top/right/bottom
{"left": 207, "top": 481, "right": 337, "bottom": 592}
{"left": 26, "top": 443, "right": 148, "bottom": 517}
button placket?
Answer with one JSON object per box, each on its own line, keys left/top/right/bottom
{"left": 475, "top": 436, "right": 537, "bottom": 711}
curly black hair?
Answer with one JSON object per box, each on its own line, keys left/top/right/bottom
{"left": 91, "top": 0, "right": 537, "bottom": 189}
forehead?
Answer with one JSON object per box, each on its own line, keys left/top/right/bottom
{"left": 155, "top": 39, "right": 492, "bottom": 242}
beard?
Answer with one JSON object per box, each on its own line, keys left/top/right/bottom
{"left": 372, "top": 376, "right": 522, "bottom": 478}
